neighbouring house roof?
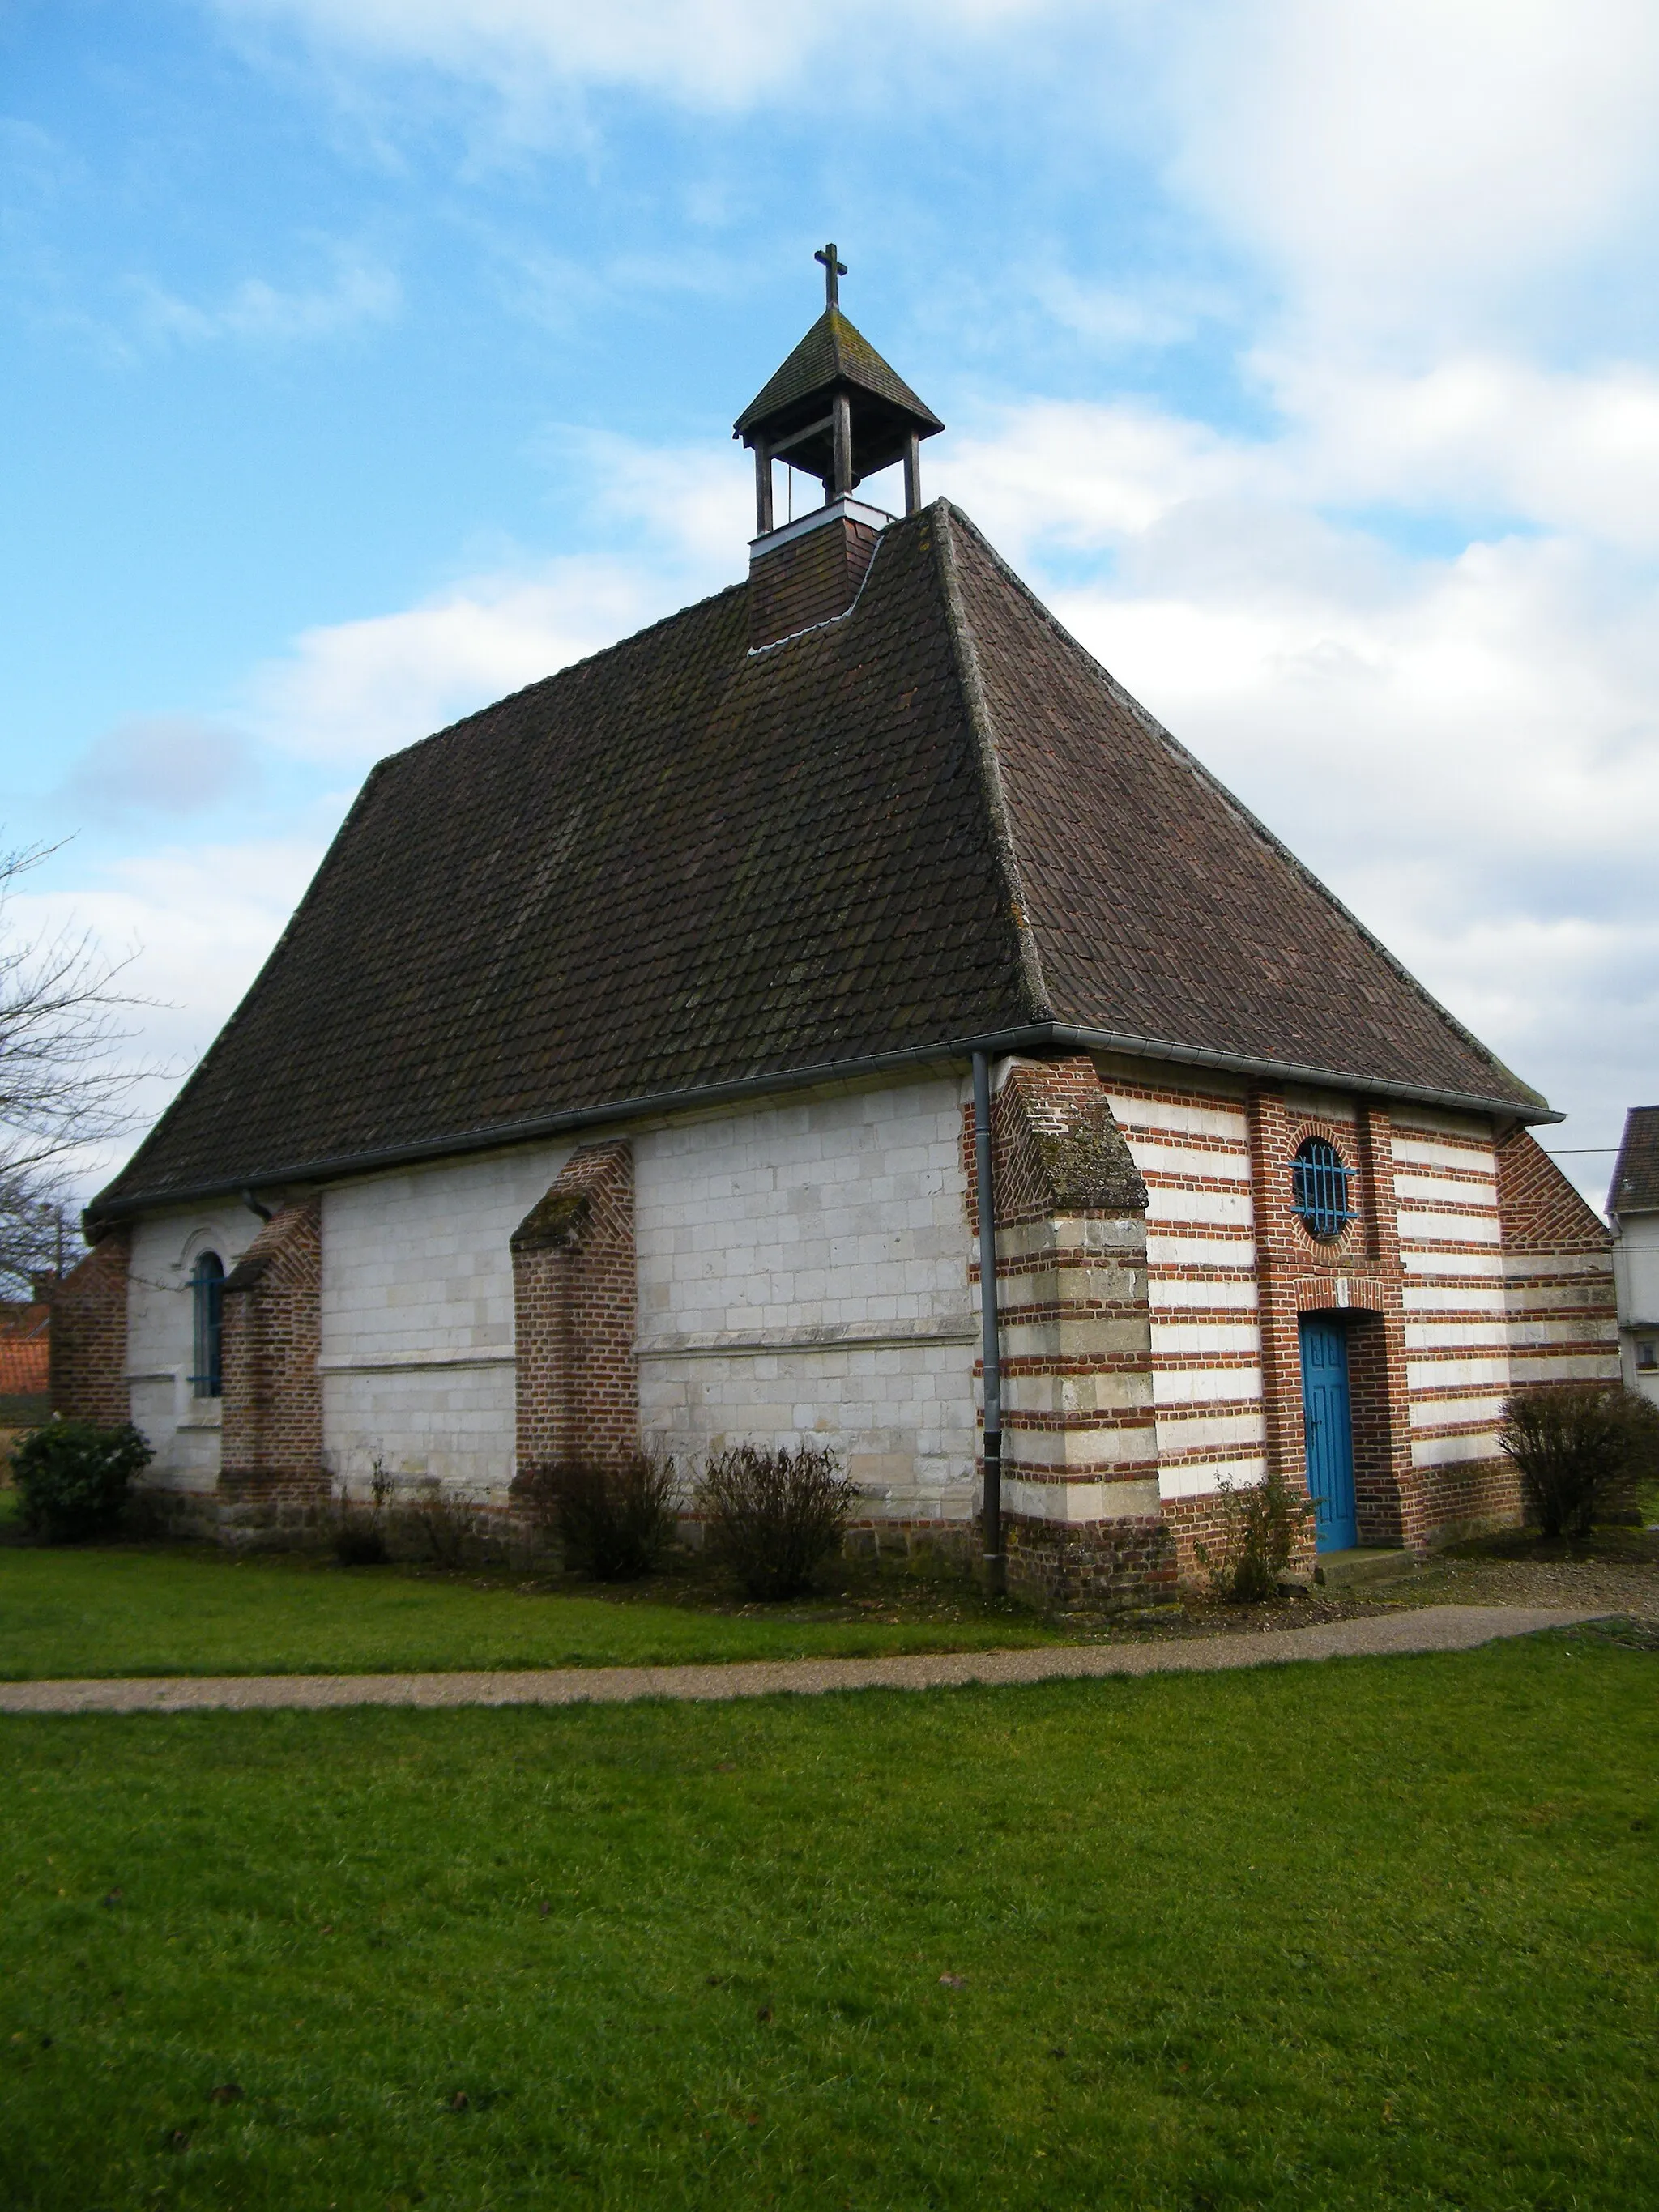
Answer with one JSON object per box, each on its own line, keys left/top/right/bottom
{"left": 0, "top": 1302, "right": 49, "bottom": 1396}
{"left": 91, "top": 502, "right": 1550, "bottom": 1221}
{"left": 1610, "top": 1105, "right": 1659, "bottom": 1218}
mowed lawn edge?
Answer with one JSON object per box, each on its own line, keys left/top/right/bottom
{"left": 0, "top": 1536, "right": 1076, "bottom": 1680}
{"left": 2, "top": 1632, "right": 1656, "bottom": 2210}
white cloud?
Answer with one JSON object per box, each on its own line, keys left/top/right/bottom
{"left": 955, "top": 354, "right": 1659, "bottom": 560}
{"left": 249, "top": 558, "right": 667, "bottom": 764}
{"left": 949, "top": 399, "right": 1252, "bottom": 552}
{"left": 249, "top": 433, "right": 752, "bottom": 764}
{"left": 1159, "top": 0, "right": 1659, "bottom": 339}
{"left": 1268, "top": 355, "right": 1659, "bottom": 554}
{"left": 127, "top": 245, "right": 399, "bottom": 347}
{"left": 210, "top": 0, "right": 1056, "bottom": 111}
{"left": 61, "top": 716, "right": 260, "bottom": 823}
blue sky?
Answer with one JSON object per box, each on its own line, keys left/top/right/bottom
{"left": 4, "top": 0, "right": 1657, "bottom": 1206}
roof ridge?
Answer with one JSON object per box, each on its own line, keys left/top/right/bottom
{"left": 938, "top": 502, "right": 1548, "bottom": 1115}
{"left": 932, "top": 503, "right": 1051, "bottom": 1025}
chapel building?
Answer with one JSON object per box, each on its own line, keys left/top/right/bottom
{"left": 53, "top": 255, "right": 1620, "bottom": 1600}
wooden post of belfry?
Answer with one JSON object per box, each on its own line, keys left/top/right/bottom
{"left": 832, "top": 391, "right": 852, "bottom": 501}
{"left": 904, "top": 432, "right": 922, "bottom": 514}
{"left": 753, "top": 441, "right": 774, "bottom": 535}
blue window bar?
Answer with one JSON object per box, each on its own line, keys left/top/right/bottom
{"left": 190, "top": 1251, "right": 224, "bottom": 1398}
{"left": 1291, "top": 1137, "right": 1354, "bottom": 1241}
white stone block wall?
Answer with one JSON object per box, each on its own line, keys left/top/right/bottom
{"left": 635, "top": 1072, "right": 978, "bottom": 1518}
{"left": 319, "top": 1139, "right": 573, "bottom": 1499}
{"left": 256, "top": 1070, "right": 979, "bottom": 1516}
{"left": 126, "top": 1201, "right": 264, "bottom": 1489}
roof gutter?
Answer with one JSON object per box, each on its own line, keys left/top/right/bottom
{"left": 84, "top": 1020, "right": 1560, "bottom": 1229}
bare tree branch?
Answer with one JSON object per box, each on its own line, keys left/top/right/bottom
{"left": 0, "top": 840, "right": 155, "bottom": 1285}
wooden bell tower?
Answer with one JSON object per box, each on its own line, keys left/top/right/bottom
{"left": 734, "top": 245, "right": 945, "bottom": 536}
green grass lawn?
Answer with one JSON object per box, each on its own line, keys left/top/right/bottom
{"left": 0, "top": 1529, "right": 1071, "bottom": 1680}
{"left": 2, "top": 1629, "right": 1655, "bottom": 2210}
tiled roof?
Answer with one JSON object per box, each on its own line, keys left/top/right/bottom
{"left": 1610, "top": 1105, "right": 1659, "bottom": 1217}
{"left": 93, "top": 503, "right": 1547, "bottom": 1217}
{"left": 734, "top": 309, "right": 943, "bottom": 438}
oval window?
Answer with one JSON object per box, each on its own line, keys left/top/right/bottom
{"left": 1291, "top": 1138, "right": 1353, "bottom": 1241}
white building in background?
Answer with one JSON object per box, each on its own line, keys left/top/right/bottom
{"left": 1609, "top": 1106, "right": 1659, "bottom": 1407}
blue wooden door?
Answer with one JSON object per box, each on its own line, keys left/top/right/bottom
{"left": 1299, "top": 1314, "right": 1357, "bottom": 1553}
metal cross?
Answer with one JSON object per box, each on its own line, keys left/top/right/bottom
{"left": 814, "top": 242, "right": 847, "bottom": 312}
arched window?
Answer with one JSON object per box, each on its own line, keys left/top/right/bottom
{"left": 190, "top": 1251, "right": 224, "bottom": 1399}
{"left": 1291, "top": 1137, "right": 1353, "bottom": 1241}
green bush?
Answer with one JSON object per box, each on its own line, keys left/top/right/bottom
{"left": 696, "top": 1443, "right": 856, "bottom": 1600}
{"left": 1194, "top": 1465, "right": 1311, "bottom": 1604}
{"left": 10, "top": 1420, "right": 152, "bottom": 1543}
{"left": 521, "top": 1455, "right": 679, "bottom": 1580}
{"left": 1499, "top": 1383, "right": 1659, "bottom": 1538}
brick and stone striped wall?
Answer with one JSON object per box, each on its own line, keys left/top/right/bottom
{"left": 964, "top": 1056, "right": 1175, "bottom": 1609}
{"left": 1093, "top": 1057, "right": 1619, "bottom": 1570}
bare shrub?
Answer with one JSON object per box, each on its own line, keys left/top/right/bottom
{"left": 1194, "top": 1467, "right": 1311, "bottom": 1604}
{"left": 696, "top": 1443, "right": 856, "bottom": 1600}
{"left": 333, "top": 1454, "right": 393, "bottom": 1567}
{"left": 403, "top": 1477, "right": 475, "bottom": 1568}
{"left": 521, "top": 1455, "right": 679, "bottom": 1581}
{"left": 1499, "top": 1384, "right": 1659, "bottom": 1539}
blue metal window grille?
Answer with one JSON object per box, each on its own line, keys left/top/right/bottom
{"left": 190, "top": 1251, "right": 224, "bottom": 1398}
{"left": 1291, "top": 1138, "right": 1354, "bottom": 1241}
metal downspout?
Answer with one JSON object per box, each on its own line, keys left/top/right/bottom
{"left": 973, "top": 1051, "right": 1005, "bottom": 1596}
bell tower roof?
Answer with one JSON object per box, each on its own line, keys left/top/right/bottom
{"left": 734, "top": 246, "right": 944, "bottom": 526}
{"left": 734, "top": 305, "right": 944, "bottom": 477}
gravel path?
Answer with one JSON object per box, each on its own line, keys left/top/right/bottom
{"left": 0, "top": 1604, "right": 1605, "bottom": 1715}
{"left": 1403, "top": 1556, "right": 1659, "bottom": 1616}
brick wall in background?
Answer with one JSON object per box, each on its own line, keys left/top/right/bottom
{"left": 47, "top": 1226, "right": 130, "bottom": 1426}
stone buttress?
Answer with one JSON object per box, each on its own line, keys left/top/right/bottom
{"left": 216, "top": 1198, "right": 328, "bottom": 1535}
{"left": 511, "top": 1140, "right": 639, "bottom": 1473}
{"left": 967, "top": 1057, "right": 1175, "bottom": 1608}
